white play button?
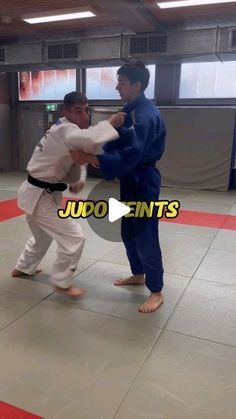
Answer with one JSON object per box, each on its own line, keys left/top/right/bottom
{"left": 108, "top": 198, "right": 131, "bottom": 223}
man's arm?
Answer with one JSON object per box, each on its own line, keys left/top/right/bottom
{"left": 69, "top": 165, "right": 87, "bottom": 194}
{"left": 61, "top": 112, "right": 126, "bottom": 154}
{"left": 63, "top": 163, "right": 81, "bottom": 183}
{"left": 70, "top": 151, "right": 99, "bottom": 167}
{"left": 98, "top": 120, "right": 149, "bottom": 179}
{"left": 70, "top": 121, "right": 148, "bottom": 179}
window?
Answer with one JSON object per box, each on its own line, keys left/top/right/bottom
{"left": 18, "top": 69, "right": 76, "bottom": 101}
{"left": 179, "top": 61, "right": 236, "bottom": 99}
{"left": 86, "top": 65, "right": 156, "bottom": 100}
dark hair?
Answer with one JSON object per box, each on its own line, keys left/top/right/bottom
{"left": 117, "top": 60, "right": 150, "bottom": 91}
{"left": 63, "top": 91, "right": 88, "bottom": 109}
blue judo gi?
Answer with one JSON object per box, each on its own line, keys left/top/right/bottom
{"left": 98, "top": 93, "right": 166, "bottom": 293}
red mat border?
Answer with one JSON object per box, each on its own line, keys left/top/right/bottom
{"left": 0, "top": 401, "right": 43, "bottom": 419}
{"left": 0, "top": 198, "right": 236, "bottom": 230}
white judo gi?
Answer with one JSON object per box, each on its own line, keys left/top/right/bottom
{"left": 15, "top": 117, "right": 119, "bottom": 289}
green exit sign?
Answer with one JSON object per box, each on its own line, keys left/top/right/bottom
{"left": 45, "top": 103, "right": 59, "bottom": 112}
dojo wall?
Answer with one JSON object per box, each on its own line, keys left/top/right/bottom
{"left": 0, "top": 73, "right": 12, "bottom": 172}
{"left": 159, "top": 107, "right": 236, "bottom": 191}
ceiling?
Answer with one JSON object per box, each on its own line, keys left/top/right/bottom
{"left": 0, "top": 0, "right": 236, "bottom": 45}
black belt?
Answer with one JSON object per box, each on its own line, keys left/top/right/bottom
{"left": 136, "top": 160, "right": 157, "bottom": 169}
{"left": 28, "top": 174, "right": 67, "bottom": 192}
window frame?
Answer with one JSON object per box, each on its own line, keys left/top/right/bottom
{"left": 17, "top": 69, "right": 77, "bottom": 102}
{"left": 176, "top": 61, "right": 236, "bottom": 106}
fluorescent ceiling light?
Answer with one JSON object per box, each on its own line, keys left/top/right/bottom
{"left": 22, "top": 11, "right": 95, "bottom": 24}
{"left": 157, "top": 0, "right": 236, "bottom": 9}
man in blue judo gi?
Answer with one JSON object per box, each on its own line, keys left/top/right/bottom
{"left": 72, "top": 61, "right": 166, "bottom": 313}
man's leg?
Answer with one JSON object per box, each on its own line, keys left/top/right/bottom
{"left": 134, "top": 216, "right": 164, "bottom": 313}
{"left": 50, "top": 227, "right": 85, "bottom": 290}
{"left": 31, "top": 192, "right": 85, "bottom": 294}
{"left": 12, "top": 214, "right": 53, "bottom": 277}
{"left": 114, "top": 217, "right": 145, "bottom": 286}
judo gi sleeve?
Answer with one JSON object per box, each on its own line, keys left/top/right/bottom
{"left": 98, "top": 120, "right": 149, "bottom": 180}
{"left": 61, "top": 121, "right": 119, "bottom": 154}
{"left": 79, "top": 164, "right": 87, "bottom": 183}
{"left": 63, "top": 164, "right": 81, "bottom": 184}
{"left": 63, "top": 163, "right": 86, "bottom": 183}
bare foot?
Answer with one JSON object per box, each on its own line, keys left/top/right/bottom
{"left": 138, "top": 292, "right": 164, "bottom": 313}
{"left": 12, "top": 268, "right": 42, "bottom": 278}
{"left": 54, "top": 286, "right": 86, "bottom": 298}
{"left": 114, "top": 274, "right": 145, "bottom": 286}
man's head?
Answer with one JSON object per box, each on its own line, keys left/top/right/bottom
{"left": 63, "top": 91, "right": 90, "bottom": 129}
{"left": 116, "top": 60, "right": 150, "bottom": 103}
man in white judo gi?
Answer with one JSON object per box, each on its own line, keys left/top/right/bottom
{"left": 12, "top": 91, "right": 125, "bottom": 297}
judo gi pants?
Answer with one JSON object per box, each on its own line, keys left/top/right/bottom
{"left": 15, "top": 191, "right": 85, "bottom": 289}
{"left": 120, "top": 166, "right": 164, "bottom": 293}
{"left": 121, "top": 216, "right": 163, "bottom": 292}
